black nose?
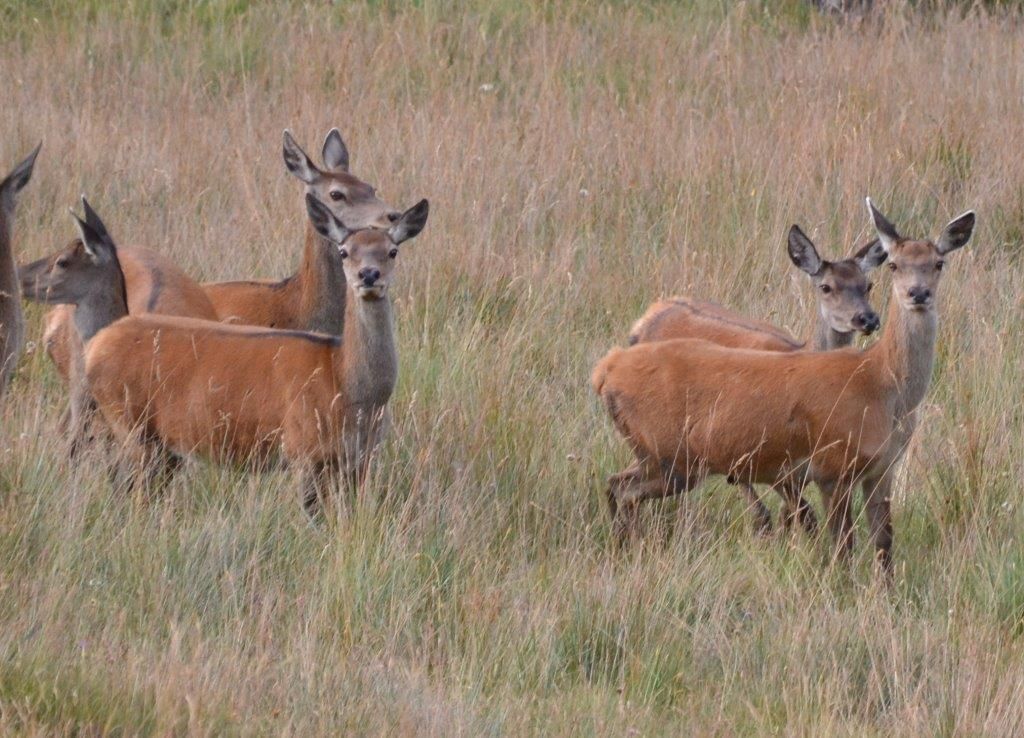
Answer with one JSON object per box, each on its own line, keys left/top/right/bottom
{"left": 359, "top": 267, "right": 381, "bottom": 286}
{"left": 386, "top": 212, "right": 400, "bottom": 223}
{"left": 852, "top": 311, "right": 880, "bottom": 334}
{"left": 909, "top": 287, "right": 931, "bottom": 305}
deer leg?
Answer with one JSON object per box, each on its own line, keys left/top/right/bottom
{"left": 737, "top": 482, "right": 773, "bottom": 536}
{"left": 862, "top": 471, "right": 894, "bottom": 577}
{"left": 819, "top": 479, "right": 854, "bottom": 564}
{"left": 778, "top": 478, "right": 818, "bottom": 535}
{"left": 606, "top": 463, "right": 643, "bottom": 519}
{"left": 611, "top": 469, "right": 691, "bottom": 545}
{"left": 300, "top": 461, "right": 337, "bottom": 520}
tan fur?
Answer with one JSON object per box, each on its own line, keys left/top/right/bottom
{"left": 629, "top": 297, "right": 802, "bottom": 351}
{"left": 596, "top": 206, "right": 974, "bottom": 573}
{"left": 39, "top": 245, "right": 217, "bottom": 379}
{"left": 84, "top": 198, "right": 427, "bottom": 515}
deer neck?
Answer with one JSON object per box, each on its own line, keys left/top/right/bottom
{"left": 334, "top": 284, "right": 397, "bottom": 410}
{"left": 295, "top": 225, "right": 347, "bottom": 335}
{"left": 810, "top": 311, "right": 855, "bottom": 351}
{"left": 870, "top": 294, "right": 938, "bottom": 418}
{"left": 74, "top": 267, "right": 129, "bottom": 343}
{"left": 0, "top": 211, "right": 15, "bottom": 300}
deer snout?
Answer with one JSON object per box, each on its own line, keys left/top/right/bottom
{"left": 908, "top": 286, "right": 932, "bottom": 306}
{"left": 359, "top": 267, "right": 381, "bottom": 287}
{"left": 852, "top": 311, "right": 880, "bottom": 335}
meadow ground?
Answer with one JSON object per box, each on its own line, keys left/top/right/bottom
{"left": 1, "top": 0, "right": 1023, "bottom": 734}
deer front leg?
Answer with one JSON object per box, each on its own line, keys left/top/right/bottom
{"left": 778, "top": 478, "right": 818, "bottom": 535}
{"left": 737, "top": 482, "right": 773, "bottom": 536}
{"left": 818, "top": 478, "right": 854, "bottom": 565}
{"left": 862, "top": 470, "right": 894, "bottom": 577}
{"left": 299, "top": 460, "right": 340, "bottom": 520}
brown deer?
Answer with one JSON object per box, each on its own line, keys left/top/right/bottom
{"left": 20, "top": 198, "right": 138, "bottom": 453}
{"left": 0, "top": 144, "right": 41, "bottom": 398}
{"left": 29, "top": 128, "right": 396, "bottom": 384}
{"left": 593, "top": 200, "right": 975, "bottom": 573}
{"left": 628, "top": 229, "right": 887, "bottom": 535}
{"left": 84, "top": 193, "right": 428, "bottom": 515}
{"left": 201, "top": 129, "right": 400, "bottom": 331}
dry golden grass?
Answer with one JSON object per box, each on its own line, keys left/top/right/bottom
{"left": 1, "top": 1, "right": 1023, "bottom": 734}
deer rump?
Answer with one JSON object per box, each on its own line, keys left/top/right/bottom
{"left": 593, "top": 338, "right": 894, "bottom": 486}
{"left": 85, "top": 316, "right": 367, "bottom": 467}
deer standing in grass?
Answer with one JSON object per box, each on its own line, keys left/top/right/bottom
{"left": 0, "top": 144, "right": 41, "bottom": 399}
{"left": 201, "top": 129, "right": 400, "bottom": 331}
{"left": 593, "top": 200, "right": 975, "bottom": 572}
{"left": 629, "top": 228, "right": 887, "bottom": 534}
{"left": 85, "top": 194, "right": 428, "bottom": 515}
{"left": 30, "top": 128, "right": 397, "bottom": 384}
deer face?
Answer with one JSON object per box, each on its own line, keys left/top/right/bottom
{"left": 867, "top": 199, "right": 975, "bottom": 313}
{"left": 305, "top": 195, "right": 429, "bottom": 301}
{"left": 19, "top": 198, "right": 123, "bottom": 306}
{"left": 788, "top": 225, "right": 886, "bottom": 336}
{"left": 282, "top": 129, "right": 399, "bottom": 230}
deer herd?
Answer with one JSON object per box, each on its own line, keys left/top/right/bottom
{"left": 0, "top": 131, "right": 976, "bottom": 576}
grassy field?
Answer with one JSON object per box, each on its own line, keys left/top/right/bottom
{"left": 1, "top": 0, "right": 1024, "bottom": 734}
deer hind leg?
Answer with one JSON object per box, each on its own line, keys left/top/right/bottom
{"left": 109, "top": 426, "right": 176, "bottom": 500}
{"left": 605, "top": 463, "right": 643, "bottom": 519}
{"left": 611, "top": 465, "right": 691, "bottom": 545}
{"left": 862, "top": 470, "right": 894, "bottom": 577}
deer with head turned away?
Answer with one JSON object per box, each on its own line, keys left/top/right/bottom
{"left": 629, "top": 228, "right": 887, "bottom": 535}
{"left": 19, "top": 198, "right": 131, "bottom": 454}
{"left": 201, "top": 128, "right": 401, "bottom": 332}
{"left": 84, "top": 193, "right": 428, "bottom": 515}
{"left": 0, "top": 144, "right": 41, "bottom": 399}
{"left": 593, "top": 200, "right": 975, "bottom": 573}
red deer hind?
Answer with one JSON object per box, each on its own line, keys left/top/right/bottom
{"left": 594, "top": 199, "right": 975, "bottom": 573}
{"left": 628, "top": 228, "right": 887, "bottom": 534}
{"left": 85, "top": 193, "right": 428, "bottom": 515}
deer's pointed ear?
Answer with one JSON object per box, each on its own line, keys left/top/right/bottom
{"left": 69, "top": 207, "right": 116, "bottom": 264}
{"left": 321, "top": 128, "right": 350, "bottom": 172}
{"left": 80, "top": 195, "right": 111, "bottom": 241}
{"left": 937, "top": 210, "right": 976, "bottom": 255}
{"left": 389, "top": 199, "right": 429, "bottom": 245}
{"left": 0, "top": 142, "right": 41, "bottom": 213}
{"left": 305, "top": 193, "right": 351, "bottom": 244}
{"left": 866, "top": 198, "right": 901, "bottom": 253}
{"left": 283, "top": 130, "right": 321, "bottom": 185}
{"left": 787, "top": 225, "right": 823, "bottom": 276}
{"left": 853, "top": 238, "right": 887, "bottom": 272}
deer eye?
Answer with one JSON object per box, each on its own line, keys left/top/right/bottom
{"left": 329, "top": 190, "right": 347, "bottom": 202}
{"left": 888, "top": 263, "right": 898, "bottom": 272}
{"left": 865, "top": 283, "right": 873, "bottom": 294}
{"left": 388, "top": 248, "right": 398, "bottom": 259}
{"left": 56, "top": 257, "right": 71, "bottom": 269}
{"left": 936, "top": 260, "right": 945, "bottom": 271}
{"left": 338, "top": 248, "right": 349, "bottom": 259}
{"left": 819, "top": 284, "right": 832, "bottom": 294}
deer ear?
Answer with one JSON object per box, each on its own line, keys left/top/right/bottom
{"left": 937, "top": 210, "right": 976, "bottom": 255}
{"left": 866, "top": 198, "right": 901, "bottom": 253}
{"left": 283, "top": 130, "right": 321, "bottom": 185}
{"left": 787, "top": 225, "right": 823, "bottom": 276}
{"left": 80, "top": 195, "right": 112, "bottom": 242}
{"left": 0, "top": 142, "right": 41, "bottom": 214}
{"left": 389, "top": 199, "right": 429, "bottom": 245}
{"left": 321, "top": 128, "right": 350, "bottom": 172}
{"left": 305, "top": 193, "right": 351, "bottom": 244}
{"left": 69, "top": 207, "right": 116, "bottom": 264}
{"left": 853, "top": 238, "right": 887, "bottom": 272}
